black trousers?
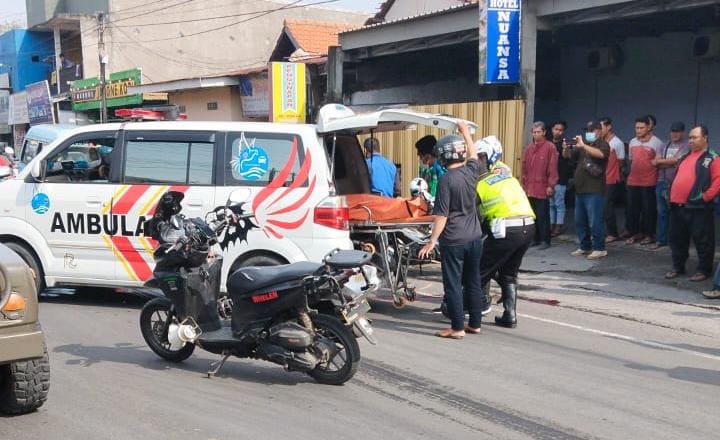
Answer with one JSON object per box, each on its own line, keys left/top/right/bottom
{"left": 459, "top": 224, "right": 534, "bottom": 310}
{"left": 529, "top": 197, "right": 550, "bottom": 244}
{"left": 605, "top": 183, "right": 622, "bottom": 237}
{"left": 627, "top": 185, "right": 657, "bottom": 237}
{"left": 670, "top": 205, "right": 715, "bottom": 276}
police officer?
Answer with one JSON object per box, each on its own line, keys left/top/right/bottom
{"left": 474, "top": 136, "right": 535, "bottom": 328}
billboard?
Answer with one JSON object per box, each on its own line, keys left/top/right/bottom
{"left": 71, "top": 68, "right": 143, "bottom": 111}
{"left": 269, "top": 62, "right": 306, "bottom": 123}
{"left": 25, "top": 80, "right": 54, "bottom": 125}
{"left": 240, "top": 73, "right": 269, "bottom": 119}
{"left": 8, "top": 92, "right": 29, "bottom": 125}
{"left": 480, "top": 0, "right": 522, "bottom": 84}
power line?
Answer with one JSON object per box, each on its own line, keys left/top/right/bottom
{"left": 110, "top": 25, "right": 267, "bottom": 72}
{"left": 111, "top": 0, "right": 339, "bottom": 27}
{"left": 80, "top": 0, "right": 197, "bottom": 37}
{"left": 109, "top": 0, "right": 333, "bottom": 43}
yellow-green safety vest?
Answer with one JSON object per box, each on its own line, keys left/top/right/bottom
{"left": 476, "top": 161, "right": 535, "bottom": 221}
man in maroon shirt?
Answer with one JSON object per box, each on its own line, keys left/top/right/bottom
{"left": 665, "top": 125, "right": 720, "bottom": 282}
{"left": 522, "top": 122, "right": 558, "bottom": 250}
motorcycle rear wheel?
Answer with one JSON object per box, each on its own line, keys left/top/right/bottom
{"left": 140, "top": 297, "right": 195, "bottom": 363}
{"left": 307, "top": 314, "right": 360, "bottom": 385}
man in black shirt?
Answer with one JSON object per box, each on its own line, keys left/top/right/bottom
{"left": 549, "top": 121, "right": 571, "bottom": 236}
{"left": 419, "top": 122, "right": 484, "bottom": 339}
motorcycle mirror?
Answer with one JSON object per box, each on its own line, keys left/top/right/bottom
{"left": 227, "top": 188, "right": 251, "bottom": 207}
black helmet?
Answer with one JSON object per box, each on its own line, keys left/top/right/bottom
{"left": 433, "top": 134, "right": 466, "bottom": 167}
{"left": 156, "top": 191, "right": 184, "bottom": 220}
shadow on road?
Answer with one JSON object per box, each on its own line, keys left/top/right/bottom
{"left": 52, "top": 342, "right": 314, "bottom": 386}
{"left": 625, "top": 362, "right": 720, "bottom": 387}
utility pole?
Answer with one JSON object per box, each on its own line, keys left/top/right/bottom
{"left": 98, "top": 12, "right": 108, "bottom": 123}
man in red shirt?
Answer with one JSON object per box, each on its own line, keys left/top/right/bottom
{"left": 665, "top": 125, "right": 720, "bottom": 282}
{"left": 522, "top": 122, "right": 558, "bottom": 250}
{"left": 626, "top": 116, "right": 664, "bottom": 245}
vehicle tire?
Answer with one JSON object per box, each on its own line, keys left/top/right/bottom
{"left": 4, "top": 241, "right": 45, "bottom": 294}
{"left": 233, "top": 253, "right": 285, "bottom": 270}
{"left": 307, "top": 314, "right": 361, "bottom": 385}
{"left": 0, "top": 348, "right": 50, "bottom": 415}
{"left": 140, "top": 297, "right": 195, "bottom": 363}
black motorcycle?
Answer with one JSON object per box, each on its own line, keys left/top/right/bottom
{"left": 139, "top": 191, "right": 376, "bottom": 385}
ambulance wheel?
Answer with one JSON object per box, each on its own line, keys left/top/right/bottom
{"left": 4, "top": 242, "right": 45, "bottom": 294}
{"left": 234, "top": 254, "right": 285, "bottom": 269}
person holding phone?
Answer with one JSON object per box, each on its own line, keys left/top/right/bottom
{"left": 563, "top": 121, "right": 611, "bottom": 259}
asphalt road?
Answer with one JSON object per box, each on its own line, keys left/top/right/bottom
{"left": 4, "top": 282, "right": 719, "bottom": 440}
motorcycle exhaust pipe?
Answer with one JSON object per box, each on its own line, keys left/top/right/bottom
{"left": 167, "top": 319, "right": 201, "bottom": 350}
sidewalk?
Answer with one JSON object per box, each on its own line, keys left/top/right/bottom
{"left": 408, "top": 231, "right": 720, "bottom": 339}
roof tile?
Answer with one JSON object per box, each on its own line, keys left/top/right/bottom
{"left": 284, "top": 19, "right": 353, "bottom": 56}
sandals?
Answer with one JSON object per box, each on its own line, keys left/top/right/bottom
{"left": 640, "top": 237, "right": 654, "bottom": 245}
{"left": 625, "top": 234, "right": 644, "bottom": 244}
{"left": 690, "top": 273, "right": 709, "bottom": 282}
{"left": 605, "top": 235, "right": 618, "bottom": 244}
{"left": 464, "top": 326, "right": 481, "bottom": 334}
{"left": 436, "top": 328, "right": 465, "bottom": 339}
{"left": 665, "top": 270, "right": 683, "bottom": 279}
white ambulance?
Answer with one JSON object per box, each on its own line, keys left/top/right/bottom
{"left": 0, "top": 104, "right": 471, "bottom": 292}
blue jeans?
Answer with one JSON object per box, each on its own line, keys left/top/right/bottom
{"left": 575, "top": 194, "right": 606, "bottom": 251}
{"left": 656, "top": 181, "right": 670, "bottom": 246}
{"left": 713, "top": 263, "right": 720, "bottom": 290}
{"left": 440, "top": 238, "right": 484, "bottom": 330}
{"left": 549, "top": 184, "right": 567, "bottom": 225}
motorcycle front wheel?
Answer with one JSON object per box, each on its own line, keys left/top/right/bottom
{"left": 140, "top": 297, "right": 195, "bottom": 363}
{"left": 307, "top": 314, "right": 361, "bottom": 385}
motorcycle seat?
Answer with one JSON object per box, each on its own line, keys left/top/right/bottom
{"left": 228, "top": 261, "right": 323, "bottom": 293}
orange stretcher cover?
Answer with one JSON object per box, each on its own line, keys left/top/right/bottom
{"left": 347, "top": 194, "right": 432, "bottom": 222}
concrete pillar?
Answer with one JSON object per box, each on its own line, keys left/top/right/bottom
{"left": 53, "top": 27, "right": 61, "bottom": 96}
{"left": 520, "top": 0, "right": 538, "bottom": 146}
{"left": 326, "top": 46, "right": 344, "bottom": 104}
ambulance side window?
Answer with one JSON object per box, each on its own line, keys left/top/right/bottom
{"left": 123, "top": 139, "right": 214, "bottom": 185}
{"left": 43, "top": 134, "right": 117, "bottom": 183}
{"left": 224, "top": 132, "right": 306, "bottom": 187}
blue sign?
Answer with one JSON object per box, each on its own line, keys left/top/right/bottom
{"left": 25, "top": 80, "right": 54, "bottom": 126}
{"left": 485, "top": 0, "right": 521, "bottom": 84}
{"left": 234, "top": 146, "right": 269, "bottom": 181}
{"left": 31, "top": 192, "right": 50, "bottom": 215}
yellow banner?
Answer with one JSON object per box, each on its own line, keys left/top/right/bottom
{"left": 270, "top": 62, "right": 306, "bottom": 123}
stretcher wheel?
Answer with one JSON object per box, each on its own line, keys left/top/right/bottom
{"left": 405, "top": 287, "right": 417, "bottom": 302}
{"left": 392, "top": 296, "right": 408, "bottom": 309}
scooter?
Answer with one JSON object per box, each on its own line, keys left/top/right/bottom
{"left": 139, "top": 190, "right": 376, "bottom": 385}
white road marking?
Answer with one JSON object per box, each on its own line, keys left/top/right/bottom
{"left": 519, "top": 313, "right": 720, "bottom": 362}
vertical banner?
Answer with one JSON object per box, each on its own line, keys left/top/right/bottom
{"left": 8, "top": 92, "right": 29, "bottom": 125}
{"left": 480, "top": 0, "right": 522, "bottom": 84}
{"left": 25, "top": 80, "right": 55, "bottom": 125}
{"left": 0, "top": 90, "right": 10, "bottom": 134}
{"left": 269, "top": 62, "right": 306, "bottom": 123}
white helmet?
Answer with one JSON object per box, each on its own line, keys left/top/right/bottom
{"left": 475, "top": 136, "right": 503, "bottom": 165}
{"left": 409, "top": 177, "right": 428, "bottom": 197}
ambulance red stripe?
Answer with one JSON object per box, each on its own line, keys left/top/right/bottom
{"left": 111, "top": 235, "right": 153, "bottom": 281}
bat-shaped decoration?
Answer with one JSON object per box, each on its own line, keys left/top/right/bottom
{"left": 218, "top": 202, "right": 258, "bottom": 251}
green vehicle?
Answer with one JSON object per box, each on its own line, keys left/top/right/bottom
{"left": 0, "top": 243, "right": 50, "bottom": 414}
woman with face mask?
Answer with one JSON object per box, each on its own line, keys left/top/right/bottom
{"left": 562, "top": 121, "right": 612, "bottom": 259}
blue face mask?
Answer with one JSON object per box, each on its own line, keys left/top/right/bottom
{"left": 585, "top": 133, "right": 597, "bottom": 143}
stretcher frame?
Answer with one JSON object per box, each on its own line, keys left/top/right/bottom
{"left": 349, "top": 208, "right": 434, "bottom": 307}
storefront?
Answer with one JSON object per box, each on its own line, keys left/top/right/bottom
{"left": 71, "top": 68, "right": 168, "bottom": 122}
